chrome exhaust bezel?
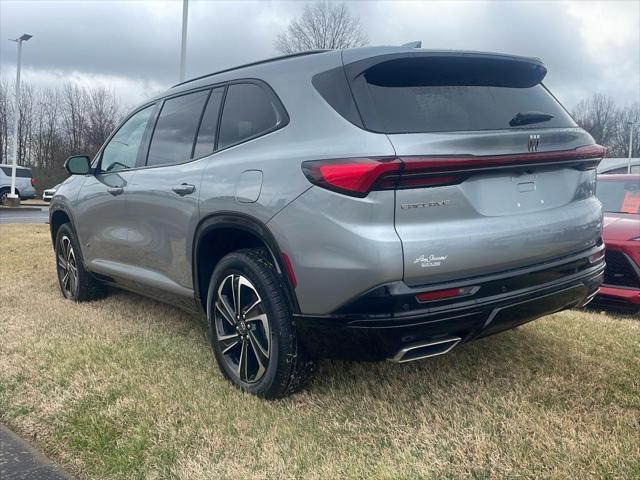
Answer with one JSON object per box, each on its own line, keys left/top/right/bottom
{"left": 391, "top": 337, "right": 462, "bottom": 363}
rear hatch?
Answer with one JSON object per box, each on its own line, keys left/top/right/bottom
{"left": 346, "top": 52, "right": 604, "bottom": 286}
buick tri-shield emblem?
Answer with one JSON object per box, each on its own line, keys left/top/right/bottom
{"left": 528, "top": 134, "right": 540, "bottom": 152}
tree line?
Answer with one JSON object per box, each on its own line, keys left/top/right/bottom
{"left": 0, "top": 78, "right": 637, "bottom": 195}
{"left": 0, "top": 80, "right": 122, "bottom": 192}
{"left": 572, "top": 94, "right": 639, "bottom": 158}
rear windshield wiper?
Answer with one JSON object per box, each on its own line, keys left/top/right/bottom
{"left": 509, "top": 111, "right": 555, "bottom": 127}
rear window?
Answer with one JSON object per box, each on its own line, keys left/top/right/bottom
{"left": 147, "top": 90, "right": 210, "bottom": 167}
{"left": 597, "top": 179, "right": 640, "bottom": 214}
{"left": 0, "top": 166, "right": 32, "bottom": 178}
{"left": 347, "top": 56, "right": 577, "bottom": 134}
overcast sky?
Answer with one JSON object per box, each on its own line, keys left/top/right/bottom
{"left": 1, "top": 0, "right": 638, "bottom": 111}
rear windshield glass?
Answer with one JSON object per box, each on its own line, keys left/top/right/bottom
{"left": 1, "top": 166, "right": 32, "bottom": 178}
{"left": 353, "top": 57, "right": 576, "bottom": 134}
{"left": 597, "top": 179, "right": 640, "bottom": 214}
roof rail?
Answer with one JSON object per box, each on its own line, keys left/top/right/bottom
{"left": 171, "top": 50, "right": 329, "bottom": 88}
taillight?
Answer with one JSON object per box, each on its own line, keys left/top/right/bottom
{"left": 301, "top": 145, "right": 606, "bottom": 198}
{"left": 301, "top": 157, "right": 401, "bottom": 197}
{"left": 31, "top": 177, "right": 35, "bottom": 187}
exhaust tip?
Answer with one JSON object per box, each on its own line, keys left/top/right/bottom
{"left": 391, "top": 337, "right": 462, "bottom": 363}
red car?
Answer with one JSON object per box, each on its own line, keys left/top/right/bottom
{"left": 594, "top": 174, "right": 640, "bottom": 313}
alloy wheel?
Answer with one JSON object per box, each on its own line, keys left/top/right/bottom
{"left": 214, "top": 274, "right": 271, "bottom": 384}
{"left": 57, "top": 235, "right": 78, "bottom": 298}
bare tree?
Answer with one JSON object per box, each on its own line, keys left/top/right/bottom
{"left": 61, "top": 83, "right": 88, "bottom": 153}
{"left": 610, "top": 103, "right": 640, "bottom": 157}
{"left": 275, "top": 1, "right": 368, "bottom": 54}
{"left": 0, "top": 77, "right": 123, "bottom": 193}
{"left": 572, "top": 94, "right": 640, "bottom": 157}
{"left": 572, "top": 93, "right": 618, "bottom": 149}
{"left": 85, "top": 87, "right": 120, "bottom": 154}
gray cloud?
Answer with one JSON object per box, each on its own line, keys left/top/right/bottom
{"left": 1, "top": 0, "right": 638, "bottom": 109}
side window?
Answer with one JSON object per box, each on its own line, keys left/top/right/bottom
{"left": 193, "top": 87, "right": 224, "bottom": 158}
{"left": 147, "top": 90, "right": 209, "bottom": 167}
{"left": 218, "top": 83, "right": 281, "bottom": 150}
{"left": 101, "top": 105, "right": 154, "bottom": 173}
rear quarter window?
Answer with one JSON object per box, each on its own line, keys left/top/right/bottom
{"left": 218, "top": 83, "right": 285, "bottom": 150}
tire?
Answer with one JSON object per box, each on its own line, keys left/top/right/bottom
{"left": 0, "top": 187, "right": 12, "bottom": 206}
{"left": 55, "top": 223, "right": 105, "bottom": 302}
{"left": 207, "top": 248, "right": 315, "bottom": 398}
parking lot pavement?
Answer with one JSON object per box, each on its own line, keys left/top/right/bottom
{"left": 0, "top": 425, "right": 70, "bottom": 479}
{"left": 0, "top": 207, "right": 49, "bottom": 224}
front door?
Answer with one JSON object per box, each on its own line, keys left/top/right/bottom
{"left": 75, "top": 104, "right": 155, "bottom": 273}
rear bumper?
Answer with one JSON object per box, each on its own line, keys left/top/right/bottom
{"left": 295, "top": 247, "right": 605, "bottom": 361}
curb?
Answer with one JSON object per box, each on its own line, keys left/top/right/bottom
{"left": 0, "top": 207, "right": 46, "bottom": 212}
{"left": 0, "top": 425, "right": 71, "bottom": 479}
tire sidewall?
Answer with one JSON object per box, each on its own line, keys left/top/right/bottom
{"left": 207, "top": 252, "right": 292, "bottom": 396}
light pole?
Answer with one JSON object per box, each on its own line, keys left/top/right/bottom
{"left": 7, "top": 33, "right": 32, "bottom": 207}
{"left": 627, "top": 121, "right": 634, "bottom": 174}
{"left": 179, "top": 0, "right": 188, "bottom": 82}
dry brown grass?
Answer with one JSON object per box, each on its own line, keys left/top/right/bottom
{"left": 1, "top": 224, "right": 639, "bottom": 479}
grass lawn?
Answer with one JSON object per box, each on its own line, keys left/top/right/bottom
{"left": 1, "top": 224, "right": 639, "bottom": 479}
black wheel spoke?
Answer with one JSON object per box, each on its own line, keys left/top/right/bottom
{"left": 248, "top": 330, "right": 269, "bottom": 377}
{"left": 232, "top": 275, "right": 241, "bottom": 320}
{"left": 218, "top": 333, "right": 241, "bottom": 354}
{"left": 57, "top": 254, "right": 67, "bottom": 271}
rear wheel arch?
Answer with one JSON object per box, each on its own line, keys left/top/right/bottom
{"left": 192, "top": 213, "right": 300, "bottom": 315}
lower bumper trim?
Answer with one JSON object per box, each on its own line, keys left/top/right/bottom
{"left": 296, "top": 266, "right": 603, "bottom": 361}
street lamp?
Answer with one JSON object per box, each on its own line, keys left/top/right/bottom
{"left": 6, "top": 33, "right": 32, "bottom": 206}
{"left": 179, "top": 0, "right": 188, "bottom": 82}
{"left": 627, "top": 121, "right": 635, "bottom": 174}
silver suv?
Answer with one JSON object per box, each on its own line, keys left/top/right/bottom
{"left": 50, "top": 47, "right": 606, "bottom": 398}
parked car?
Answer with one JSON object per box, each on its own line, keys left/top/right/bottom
{"left": 50, "top": 47, "right": 606, "bottom": 398}
{"left": 592, "top": 174, "right": 640, "bottom": 312}
{"left": 42, "top": 184, "right": 60, "bottom": 203}
{"left": 598, "top": 158, "right": 640, "bottom": 175}
{"left": 0, "top": 163, "right": 36, "bottom": 204}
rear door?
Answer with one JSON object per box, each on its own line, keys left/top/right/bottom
{"left": 125, "top": 87, "right": 223, "bottom": 297}
{"left": 347, "top": 53, "right": 604, "bottom": 286}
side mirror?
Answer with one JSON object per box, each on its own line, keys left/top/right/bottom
{"left": 65, "top": 155, "right": 91, "bottom": 175}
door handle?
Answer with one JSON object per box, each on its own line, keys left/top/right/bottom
{"left": 107, "top": 187, "right": 124, "bottom": 196}
{"left": 172, "top": 183, "right": 196, "bottom": 196}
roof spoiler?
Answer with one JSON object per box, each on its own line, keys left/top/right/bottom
{"left": 344, "top": 51, "right": 548, "bottom": 88}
